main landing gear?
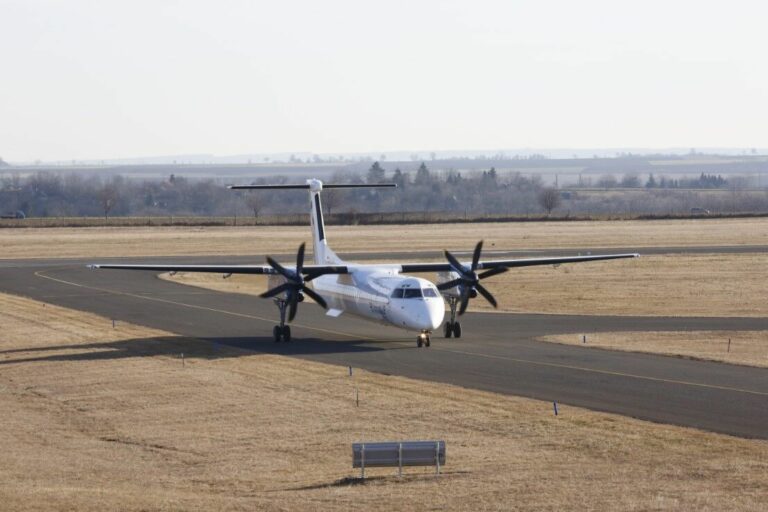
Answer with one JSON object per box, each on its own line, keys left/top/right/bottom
{"left": 417, "top": 331, "right": 431, "bottom": 348}
{"left": 272, "top": 298, "right": 292, "bottom": 342}
{"left": 442, "top": 296, "right": 462, "bottom": 338}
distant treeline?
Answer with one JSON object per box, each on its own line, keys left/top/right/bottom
{"left": 576, "top": 172, "right": 731, "bottom": 189}
{"left": 1, "top": 163, "right": 767, "bottom": 219}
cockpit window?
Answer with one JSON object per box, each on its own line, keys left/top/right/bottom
{"left": 423, "top": 288, "right": 438, "bottom": 298}
{"left": 390, "top": 288, "right": 404, "bottom": 298}
{"left": 403, "top": 288, "right": 423, "bottom": 298}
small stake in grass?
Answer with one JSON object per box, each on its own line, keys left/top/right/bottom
{"left": 348, "top": 366, "right": 353, "bottom": 376}
{"left": 553, "top": 401, "right": 558, "bottom": 416}
{"left": 181, "top": 353, "right": 185, "bottom": 367}
{"left": 112, "top": 319, "right": 115, "bottom": 328}
{"left": 728, "top": 338, "right": 731, "bottom": 353}
{"left": 356, "top": 387, "right": 359, "bottom": 407}
{"left": 582, "top": 335, "right": 587, "bottom": 344}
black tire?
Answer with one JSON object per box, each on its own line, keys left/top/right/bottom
{"left": 417, "top": 336, "right": 423, "bottom": 348}
{"left": 453, "top": 321, "right": 462, "bottom": 338}
{"left": 425, "top": 336, "right": 431, "bottom": 347}
{"left": 273, "top": 325, "right": 282, "bottom": 343}
{"left": 283, "top": 325, "right": 291, "bottom": 342}
{"left": 443, "top": 322, "right": 453, "bottom": 338}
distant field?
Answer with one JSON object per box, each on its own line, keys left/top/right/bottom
{"left": 1, "top": 292, "right": 766, "bottom": 511}
{"left": 1, "top": 217, "right": 767, "bottom": 259}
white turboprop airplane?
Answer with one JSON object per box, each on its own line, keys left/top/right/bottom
{"left": 90, "top": 179, "right": 639, "bottom": 347}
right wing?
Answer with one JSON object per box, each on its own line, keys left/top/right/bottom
{"left": 399, "top": 252, "right": 639, "bottom": 273}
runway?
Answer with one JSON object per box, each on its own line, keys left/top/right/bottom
{"left": 1, "top": 250, "right": 767, "bottom": 439}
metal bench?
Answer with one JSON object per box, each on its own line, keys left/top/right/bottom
{"left": 352, "top": 441, "right": 446, "bottom": 478}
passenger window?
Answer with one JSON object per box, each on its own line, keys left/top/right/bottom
{"left": 403, "top": 288, "right": 423, "bottom": 299}
{"left": 391, "top": 288, "right": 404, "bottom": 298}
{"left": 423, "top": 288, "right": 438, "bottom": 298}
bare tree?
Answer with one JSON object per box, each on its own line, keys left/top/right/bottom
{"left": 323, "top": 188, "right": 341, "bottom": 215}
{"left": 244, "top": 194, "right": 262, "bottom": 219}
{"left": 99, "top": 185, "right": 118, "bottom": 220}
{"left": 538, "top": 187, "right": 561, "bottom": 215}
{"left": 597, "top": 174, "right": 618, "bottom": 189}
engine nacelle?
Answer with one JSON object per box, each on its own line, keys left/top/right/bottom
{"left": 436, "top": 270, "right": 462, "bottom": 298}
{"left": 267, "top": 274, "right": 289, "bottom": 296}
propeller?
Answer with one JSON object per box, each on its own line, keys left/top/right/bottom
{"left": 260, "top": 243, "right": 327, "bottom": 322}
{"left": 436, "top": 240, "right": 508, "bottom": 315}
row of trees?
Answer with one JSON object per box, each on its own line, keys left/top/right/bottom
{"left": 1, "top": 163, "right": 767, "bottom": 219}
{"left": 578, "top": 172, "right": 731, "bottom": 189}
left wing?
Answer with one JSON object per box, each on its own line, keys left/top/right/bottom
{"left": 399, "top": 252, "right": 639, "bottom": 273}
{"left": 87, "top": 263, "right": 349, "bottom": 279}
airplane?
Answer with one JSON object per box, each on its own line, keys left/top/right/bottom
{"left": 89, "top": 179, "right": 639, "bottom": 347}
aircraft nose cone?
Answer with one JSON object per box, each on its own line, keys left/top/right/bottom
{"left": 413, "top": 299, "right": 444, "bottom": 330}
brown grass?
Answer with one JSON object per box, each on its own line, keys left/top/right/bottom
{"left": 165, "top": 253, "right": 768, "bottom": 318}
{"left": 540, "top": 331, "right": 768, "bottom": 368}
{"left": 1, "top": 217, "right": 768, "bottom": 259}
{"left": 1, "top": 292, "right": 767, "bottom": 510}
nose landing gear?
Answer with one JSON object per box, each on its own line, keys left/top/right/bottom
{"left": 417, "top": 331, "right": 431, "bottom": 348}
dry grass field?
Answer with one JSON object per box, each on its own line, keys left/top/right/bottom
{"left": 541, "top": 331, "right": 768, "bottom": 368}
{"left": 1, "top": 217, "right": 768, "bottom": 259}
{"left": 1, "top": 292, "right": 767, "bottom": 511}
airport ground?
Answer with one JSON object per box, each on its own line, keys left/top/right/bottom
{"left": 1, "top": 218, "right": 767, "bottom": 510}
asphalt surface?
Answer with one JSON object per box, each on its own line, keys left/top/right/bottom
{"left": 1, "top": 248, "right": 767, "bottom": 439}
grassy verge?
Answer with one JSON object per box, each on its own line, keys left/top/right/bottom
{"left": 1, "top": 292, "right": 767, "bottom": 510}
{"left": 540, "top": 330, "right": 768, "bottom": 368}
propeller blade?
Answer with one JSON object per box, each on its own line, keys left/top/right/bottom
{"left": 475, "top": 283, "right": 498, "bottom": 308}
{"left": 458, "top": 289, "right": 470, "bottom": 315}
{"left": 295, "top": 242, "right": 305, "bottom": 275}
{"left": 471, "top": 240, "right": 483, "bottom": 271}
{"left": 260, "top": 282, "right": 292, "bottom": 298}
{"left": 266, "top": 256, "right": 292, "bottom": 279}
{"left": 437, "top": 278, "right": 464, "bottom": 291}
{"left": 444, "top": 250, "right": 467, "bottom": 275}
{"left": 302, "top": 286, "right": 328, "bottom": 309}
{"left": 288, "top": 296, "right": 298, "bottom": 322}
{"left": 478, "top": 266, "right": 508, "bottom": 280}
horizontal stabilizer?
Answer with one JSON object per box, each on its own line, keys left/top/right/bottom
{"left": 228, "top": 183, "right": 396, "bottom": 190}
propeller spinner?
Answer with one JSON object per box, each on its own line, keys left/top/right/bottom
{"left": 437, "top": 240, "right": 508, "bottom": 315}
{"left": 260, "top": 243, "right": 328, "bottom": 322}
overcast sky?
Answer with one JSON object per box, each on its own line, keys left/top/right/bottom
{"left": 2, "top": 0, "right": 767, "bottom": 161}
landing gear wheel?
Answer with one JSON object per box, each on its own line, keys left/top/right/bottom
{"left": 283, "top": 325, "right": 291, "bottom": 342}
{"left": 443, "top": 322, "right": 453, "bottom": 338}
{"left": 417, "top": 336, "right": 424, "bottom": 348}
{"left": 425, "top": 335, "right": 431, "bottom": 347}
{"left": 453, "top": 322, "right": 462, "bottom": 338}
{"left": 273, "top": 325, "right": 282, "bottom": 343}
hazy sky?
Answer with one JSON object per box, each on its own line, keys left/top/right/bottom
{"left": 2, "top": 0, "right": 767, "bottom": 161}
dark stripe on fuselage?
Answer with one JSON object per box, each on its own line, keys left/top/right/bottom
{"left": 314, "top": 193, "right": 325, "bottom": 241}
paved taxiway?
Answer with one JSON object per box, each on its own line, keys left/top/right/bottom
{"left": 1, "top": 248, "right": 767, "bottom": 439}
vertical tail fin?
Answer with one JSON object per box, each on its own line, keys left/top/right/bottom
{"left": 307, "top": 179, "right": 342, "bottom": 265}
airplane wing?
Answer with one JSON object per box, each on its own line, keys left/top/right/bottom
{"left": 88, "top": 263, "right": 349, "bottom": 278}
{"left": 399, "top": 252, "right": 639, "bottom": 273}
